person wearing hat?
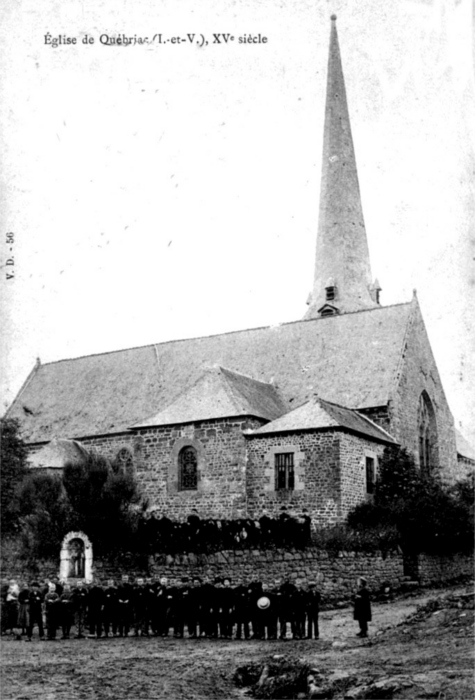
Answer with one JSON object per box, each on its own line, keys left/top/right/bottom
{"left": 103, "top": 579, "right": 119, "bottom": 638}
{"left": 219, "top": 577, "right": 234, "bottom": 639}
{"left": 199, "top": 576, "right": 215, "bottom": 639}
{"left": 306, "top": 583, "right": 321, "bottom": 639}
{"left": 163, "top": 578, "right": 177, "bottom": 638}
{"left": 71, "top": 579, "right": 88, "bottom": 639}
{"left": 150, "top": 576, "right": 168, "bottom": 637}
{"left": 278, "top": 580, "right": 296, "bottom": 640}
{"left": 164, "top": 578, "right": 177, "bottom": 638}
{"left": 59, "top": 583, "right": 74, "bottom": 639}
{"left": 249, "top": 581, "right": 265, "bottom": 640}
{"left": 233, "top": 582, "right": 251, "bottom": 640}
{"left": 132, "top": 577, "right": 148, "bottom": 636}
{"left": 144, "top": 577, "right": 155, "bottom": 635}
{"left": 117, "top": 575, "right": 132, "bottom": 637}
{"left": 291, "top": 580, "right": 307, "bottom": 640}
{"left": 17, "top": 581, "right": 30, "bottom": 637}
{"left": 26, "top": 581, "right": 44, "bottom": 641}
{"left": 187, "top": 577, "right": 202, "bottom": 639}
{"left": 88, "top": 579, "right": 105, "bottom": 639}
{"left": 173, "top": 578, "right": 189, "bottom": 638}
{"left": 207, "top": 577, "right": 223, "bottom": 639}
{"left": 353, "top": 577, "right": 372, "bottom": 638}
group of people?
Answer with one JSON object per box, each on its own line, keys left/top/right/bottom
{"left": 1, "top": 575, "right": 372, "bottom": 642}
{"left": 136, "top": 509, "right": 313, "bottom": 554}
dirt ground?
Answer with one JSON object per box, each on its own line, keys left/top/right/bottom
{"left": 1, "top": 583, "right": 473, "bottom": 700}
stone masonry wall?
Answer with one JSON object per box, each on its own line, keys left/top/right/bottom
{"left": 0, "top": 538, "right": 59, "bottom": 583}
{"left": 390, "top": 299, "right": 458, "bottom": 482}
{"left": 339, "top": 433, "right": 386, "bottom": 517}
{"left": 3, "top": 539, "right": 472, "bottom": 604}
{"left": 246, "top": 430, "right": 387, "bottom": 525}
{"left": 79, "top": 433, "right": 139, "bottom": 465}
{"left": 418, "top": 553, "right": 474, "bottom": 586}
{"left": 145, "top": 549, "right": 406, "bottom": 601}
{"left": 82, "top": 418, "right": 263, "bottom": 520}
{"left": 245, "top": 431, "right": 342, "bottom": 525}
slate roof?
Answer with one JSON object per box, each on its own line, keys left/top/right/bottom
{"left": 28, "top": 438, "right": 89, "bottom": 470}
{"left": 134, "top": 366, "right": 287, "bottom": 427}
{"left": 249, "top": 396, "right": 397, "bottom": 444}
{"left": 6, "top": 302, "right": 412, "bottom": 443}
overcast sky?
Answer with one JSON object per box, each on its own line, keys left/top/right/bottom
{"left": 1, "top": 0, "right": 474, "bottom": 446}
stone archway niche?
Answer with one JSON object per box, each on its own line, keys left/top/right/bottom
{"left": 59, "top": 531, "right": 93, "bottom": 583}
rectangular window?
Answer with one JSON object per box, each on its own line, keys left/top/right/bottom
{"left": 365, "top": 456, "right": 375, "bottom": 494}
{"left": 275, "top": 453, "right": 294, "bottom": 490}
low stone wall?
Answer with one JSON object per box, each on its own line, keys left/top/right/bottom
{"left": 143, "top": 549, "right": 405, "bottom": 601}
{"left": 2, "top": 538, "right": 472, "bottom": 602}
{"left": 0, "top": 539, "right": 59, "bottom": 583}
{"left": 1, "top": 540, "right": 403, "bottom": 600}
{"left": 419, "top": 553, "right": 474, "bottom": 586}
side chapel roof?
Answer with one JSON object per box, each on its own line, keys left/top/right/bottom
{"left": 134, "top": 366, "right": 287, "bottom": 427}
{"left": 249, "top": 396, "right": 397, "bottom": 444}
{"left": 27, "top": 438, "right": 89, "bottom": 470}
{"left": 6, "top": 302, "right": 413, "bottom": 443}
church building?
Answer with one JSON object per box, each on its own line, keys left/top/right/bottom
{"left": 6, "top": 18, "right": 469, "bottom": 526}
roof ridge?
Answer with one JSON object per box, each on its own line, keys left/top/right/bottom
{"left": 32, "top": 301, "right": 413, "bottom": 368}
{"left": 134, "top": 366, "right": 216, "bottom": 425}
{"left": 219, "top": 365, "right": 276, "bottom": 388}
{"left": 314, "top": 397, "right": 353, "bottom": 428}
{"left": 218, "top": 367, "right": 249, "bottom": 414}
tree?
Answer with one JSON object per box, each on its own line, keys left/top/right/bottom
{"left": 347, "top": 446, "right": 474, "bottom": 554}
{"left": 17, "top": 471, "right": 71, "bottom": 557}
{"left": 0, "top": 418, "right": 29, "bottom": 534}
{"left": 62, "top": 452, "right": 140, "bottom": 554}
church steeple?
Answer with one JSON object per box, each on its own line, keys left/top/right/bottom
{"left": 305, "top": 15, "right": 380, "bottom": 319}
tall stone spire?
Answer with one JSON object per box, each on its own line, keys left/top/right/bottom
{"left": 305, "top": 15, "right": 380, "bottom": 319}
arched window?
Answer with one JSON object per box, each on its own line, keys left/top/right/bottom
{"left": 179, "top": 446, "right": 198, "bottom": 491}
{"left": 115, "top": 447, "right": 134, "bottom": 475}
{"left": 417, "top": 392, "right": 437, "bottom": 475}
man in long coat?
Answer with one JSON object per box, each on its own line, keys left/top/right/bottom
{"left": 353, "top": 577, "right": 372, "bottom": 637}
{"left": 306, "top": 583, "right": 321, "bottom": 639}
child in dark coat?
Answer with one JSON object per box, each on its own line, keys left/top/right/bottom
{"left": 353, "top": 577, "right": 372, "bottom": 637}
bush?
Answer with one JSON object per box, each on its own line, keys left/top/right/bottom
{"left": 347, "top": 446, "right": 474, "bottom": 555}
{"left": 312, "top": 523, "right": 399, "bottom": 555}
